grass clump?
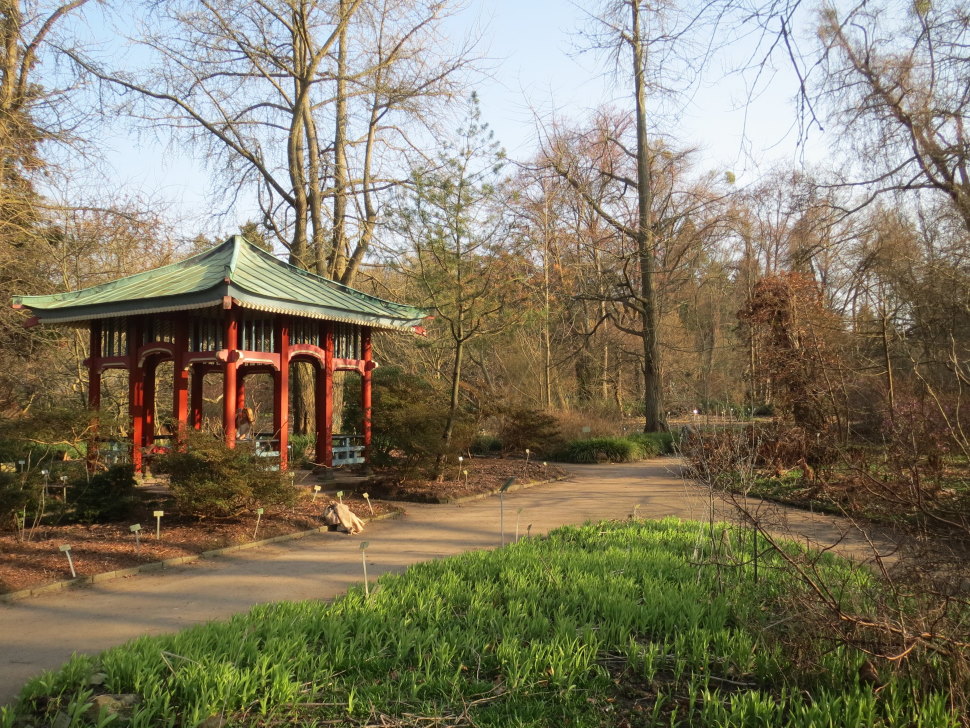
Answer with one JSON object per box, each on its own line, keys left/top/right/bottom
{"left": 4, "top": 519, "right": 959, "bottom": 727}
{"left": 555, "top": 435, "right": 643, "bottom": 463}
{"left": 554, "top": 432, "right": 675, "bottom": 463}
{"left": 626, "top": 431, "right": 676, "bottom": 456}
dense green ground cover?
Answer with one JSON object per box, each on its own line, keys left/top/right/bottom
{"left": 554, "top": 432, "right": 675, "bottom": 463}
{"left": 3, "top": 519, "right": 958, "bottom": 727}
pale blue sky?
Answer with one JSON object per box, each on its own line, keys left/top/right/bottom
{"left": 82, "top": 0, "right": 822, "bottom": 237}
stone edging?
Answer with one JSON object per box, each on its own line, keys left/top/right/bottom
{"left": 0, "top": 511, "right": 403, "bottom": 604}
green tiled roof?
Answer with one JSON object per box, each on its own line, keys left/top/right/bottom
{"left": 12, "top": 236, "right": 426, "bottom": 331}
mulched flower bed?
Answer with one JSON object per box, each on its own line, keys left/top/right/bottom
{"left": 1, "top": 458, "right": 567, "bottom": 595}
{"left": 0, "top": 488, "right": 392, "bottom": 595}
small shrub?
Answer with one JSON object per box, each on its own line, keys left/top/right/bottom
{"left": 470, "top": 434, "right": 502, "bottom": 454}
{"left": 0, "top": 472, "right": 40, "bottom": 532}
{"left": 555, "top": 436, "right": 643, "bottom": 464}
{"left": 154, "top": 434, "right": 295, "bottom": 519}
{"left": 70, "top": 465, "right": 140, "bottom": 524}
{"left": 499, "top": 408, "right": 563, "bottom": 455}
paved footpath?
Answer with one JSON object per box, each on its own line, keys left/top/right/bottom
{"left": 0, "top": 459, "right": 899, "bottom": 705}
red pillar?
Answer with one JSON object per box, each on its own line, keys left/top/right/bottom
{"left": 88, "top": 320, "right": 102, "bottom": 410}
{"left": 223, "top": 307, "right": 239, "bottom": 446}
{"left": 320, "top": 323, "right": 334, "bottom": 467}
{"left": 314, "top": 321, "right": 329, "bottom": 466}
{"left": 128, "top": 318, "right": 144, "bottom": 472}
{"left": 362, "top": 327, "right": 373, "bottom": 462}
{"left": 173, "top": 315, "right": 189, "bottom": 437}
{"left": 236, "top": 375, "right": 247, "bottom": 413}
{"left": 190, "top": 365, "right": 204, "bottom": 430}
{"left": 274, "top": 317, "right": 290, "bottom": 470}
{"left": 87, "top": 320, "right": 102, "bottom": 471}
{"left": 143, "top": 359, "right": 157, "bottom": 447}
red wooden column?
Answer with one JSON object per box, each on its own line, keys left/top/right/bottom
{"left": 173, "top": 314, "right": 189, "bottom": 437}
{"left": 143, "top": 359, "right": 157, "bottom": 447}
{"left": 88, "top": 320, "right": 102, "bottom": 410}
{"left": 315, "top": 321, "right": 332, "bottom": 466}
{"left": 362, "top": 327, "right": 373, "bottom": 461}
{"left": 274, "top": 316, "right": 290, "bottom": 470}
{"left": 127, "top": 318, "right": 145, "bottom": 472}
{"left": 190, "top": 365, "right": 205, "bottom": 430}
{"left": 236, "top": 375, "right": 247, "bottom": 413}
{"left": 223, "top": 305, "right": 239, "bottom": 446}
{"left": 86, "top": 320, "right": 102, "bottom": 471}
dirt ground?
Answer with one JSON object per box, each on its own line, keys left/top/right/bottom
{"left": 0, "top": 457, "right": 566, "bottom": 594}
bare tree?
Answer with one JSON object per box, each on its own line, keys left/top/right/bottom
{"left": 1, "top": 0, "right": 94, "bottom": 414}
{"left": 72, "top": 0, "right": 476, "bottom": 282}
{"left": 816, "top": 0, "right": 970, "bottom": 233}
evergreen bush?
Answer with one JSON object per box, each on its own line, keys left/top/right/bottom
{"left": 70, "top": 465, "right": 140, "bottom": 524}
{"left": 154, "top": 434, "right": 295, "bottom": 519}
{"left": 0, "top": 472, "right": 40, "bottom": 532}
{"left": 498, "top": 408, "right": 563, "bottom": 455}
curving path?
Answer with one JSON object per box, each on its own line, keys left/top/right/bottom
{"left": 0, "top": 459, "right": 900, "bottom": 705}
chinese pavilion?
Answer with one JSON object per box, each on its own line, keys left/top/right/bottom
{"left": 11, "top": 236, "right": 426, "bottom": 471}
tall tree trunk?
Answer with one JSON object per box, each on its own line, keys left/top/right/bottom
{"left": 330, "top": 0, "right": 349, "bottom": 280}
{"left": 434, "top": 336, "right": 464, "bottom": 478}
{"left": 631, "top": 0, "right": 666, "bottom": 432}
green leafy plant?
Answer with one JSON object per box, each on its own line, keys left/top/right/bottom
{"left": 7, "top": 520, "right": 961, "bottom": 727}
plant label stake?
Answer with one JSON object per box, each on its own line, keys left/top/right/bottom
{"left": 362, "top": 492, "right": 374, "bottom": 515}
{"left": 524, "top": 449, "right": 530, "bottom": 466}
{"left": 336, "top": 490, "right": 344, "bottom": 504}
{"left": 515, "top": 507, "right": 523, "bottom": 542}
{"left": 253, "top": 508, "right": 264, "bottom": 539}
{"left": 153, "top": 511, "right": 164, "bottom": 540}
{"left": 359, "top": 541, "right": 370, "bottom": 598}
{"left": 457, "top": 455, "right": 463, "bottom": 482}
{"left": 59, "top": 544, "right": 76, "bottom": 578}
{"left": 499, "top": 477, "right": 515, "bottom": 546}
{"left": 60, "top": 475, "right": 69, "bottom": 501}
{"left": 312, "top": 485, "right": 321, "bottom": 501}
{"left": 130, "top": 524, "right": 142, "bottom": 550}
